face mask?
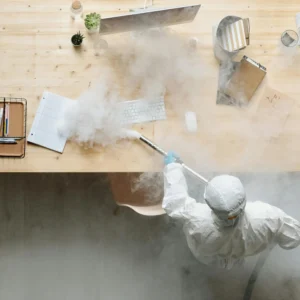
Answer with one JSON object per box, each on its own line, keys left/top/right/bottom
{"left": 212, "top": 212, "right": 240, "bottom": 227}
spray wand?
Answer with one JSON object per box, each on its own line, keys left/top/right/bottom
{"left": 139, "top": 135, "right": 208, "bottom": 184}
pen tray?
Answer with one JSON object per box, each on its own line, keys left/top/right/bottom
{"left": 0, "top": 97, "right": 27, "bottom": 158}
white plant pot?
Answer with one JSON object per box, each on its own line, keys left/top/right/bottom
{"left": 86, "top": 26, "right": 99, "bottom": 34}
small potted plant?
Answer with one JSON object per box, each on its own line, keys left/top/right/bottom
{"left": 84, "top": 12, "right": 101, "bottom": 33}
{"left": 71, "top": 31, "right": 85, "bottom": 47}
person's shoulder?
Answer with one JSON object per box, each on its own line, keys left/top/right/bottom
{"left": 246, "top": 201, "right": 275, "bottom": 209}
{"left": 186, "top": 203, "right": 214, "bottom": 225}
{"left": 195, "top": 203, "right": 212, "bottom": 215}
{"left": 187, "top": 204, "right": 224, "bottom": 236}
{"left": 245, "top": 201, "right": 284, "bottom": 219}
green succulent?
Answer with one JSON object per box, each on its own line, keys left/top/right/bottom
{"left": 71, "top": 31, "right": 85, "bottom": 46}
{"left": 84, "top": 13, "right": 101, "bottom": 30}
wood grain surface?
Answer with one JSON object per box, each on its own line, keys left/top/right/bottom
{"left": 0, "top": 0, "right": 300, "bottom": 172}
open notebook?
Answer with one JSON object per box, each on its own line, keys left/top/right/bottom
{"left": 28, "top": 91, "right": 73, "bottom": 153}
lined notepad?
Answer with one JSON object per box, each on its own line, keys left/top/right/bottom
{"left": 28, "top": 91, "right": 73, "bottom": 153}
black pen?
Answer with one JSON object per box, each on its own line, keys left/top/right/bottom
{"left": 0, "top": 140, "right": 17, "bottom": 144}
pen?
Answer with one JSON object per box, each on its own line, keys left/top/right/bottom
{"left": 0, "top": 137, "right": 21, "bottom": 145}
{"left": 7, "top": 103, "right": 9, "bottom": 136}
{"left": 4, "top": 103, "right": 9, "bottom": 137}
{"left": 0, "top": 140, "right": 16, "bottom": 144}
{"left": 0, "top": 137, "right": 22, "bottom": 141}
{"left": 2, "top": 99, "right": 5, "bottom": 137}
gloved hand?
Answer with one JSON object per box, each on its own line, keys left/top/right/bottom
{"left": 164, "top": 151, "right": 180, "bottom": 165}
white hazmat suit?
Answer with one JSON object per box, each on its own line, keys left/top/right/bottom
{"left": 163, "top": 163, "right": 300, "bottom": 269}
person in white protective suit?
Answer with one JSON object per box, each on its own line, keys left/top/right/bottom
{"left": 162, "top": 152, "right": 300, "bottom": 269}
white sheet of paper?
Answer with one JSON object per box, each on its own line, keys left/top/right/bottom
{"left": 28, "top": 91, "right": 73, "bottom": 153}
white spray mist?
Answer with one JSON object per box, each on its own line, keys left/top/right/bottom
{"left": 58, "top": 75, "right": 141, "bottom": 147}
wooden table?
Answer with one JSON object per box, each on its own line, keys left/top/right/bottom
{"left": 1, "top": 0, "right": 300, "bottom": 172}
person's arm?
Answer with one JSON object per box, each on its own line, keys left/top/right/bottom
{"left": 277, "top": 213, "right": 300, "bottom": 249}
{"left": 162, "top": 162, "right": 198, "bottom": 220}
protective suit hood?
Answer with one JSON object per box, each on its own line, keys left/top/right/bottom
{"left": 204, "top": 175, "right": 246, "bottom": 226}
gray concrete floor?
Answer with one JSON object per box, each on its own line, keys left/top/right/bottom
{"left": 0, "top": 173, "right": 300, "bottom": 300}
